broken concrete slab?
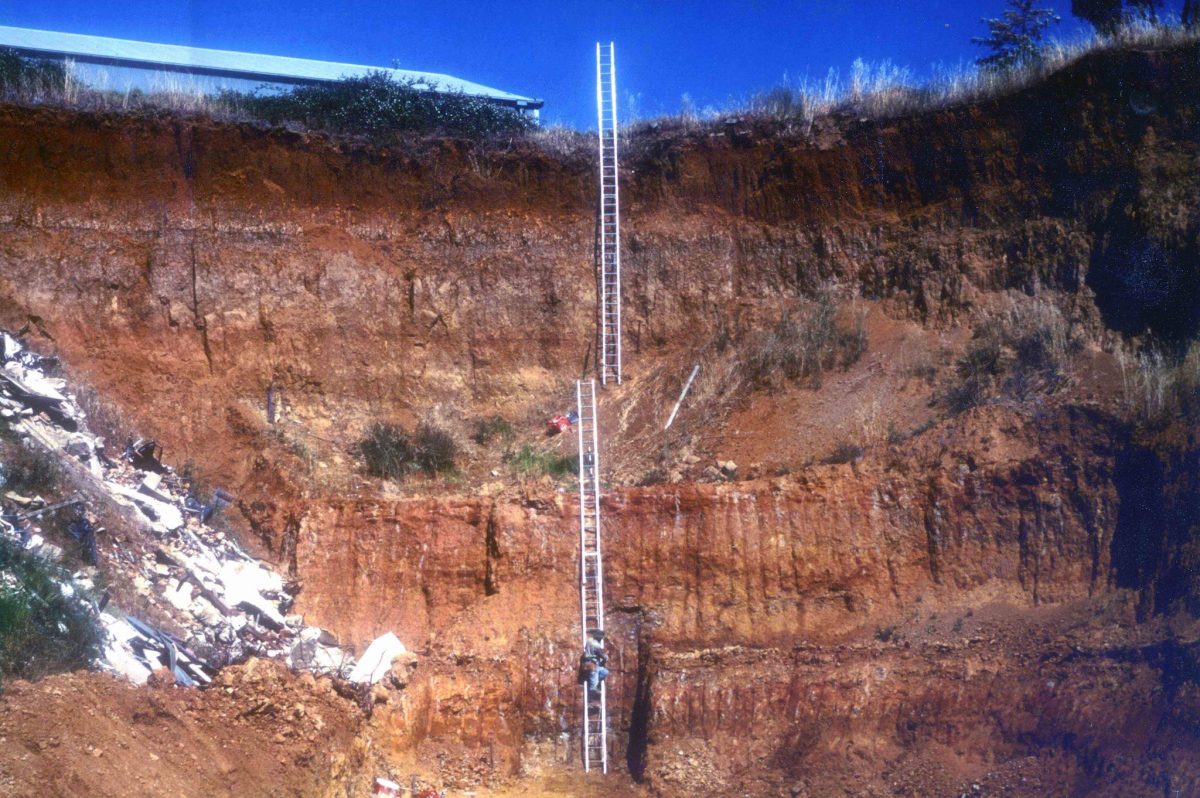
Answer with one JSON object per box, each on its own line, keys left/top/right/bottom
{"left": 107, "top": 483, "right": 185, "bottom": 531}
{"left": 163, "top": 581, "right": 194, "bottom": 612}
{"left": 348, "top": 632, "right": 409, "bottom": 685}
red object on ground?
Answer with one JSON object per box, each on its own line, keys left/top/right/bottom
{"left": 548, "top": 414, "right": 572, "bottom": 434}
{"left": 373, "top": 777, "right": 399, "bottom": 796}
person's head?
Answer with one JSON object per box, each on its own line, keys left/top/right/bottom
{"left": 590, "top": 629, "right": 605, "bottom": 641}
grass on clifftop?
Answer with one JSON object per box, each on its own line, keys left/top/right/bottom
{"left": 3, "top": 19, "right": 1197, "bottom": 147}
{"left": 0, "top": 50, "right": 532, "bottom": 140}
{"left": 632, "top": 18, "right": 1199, "bottom": 138}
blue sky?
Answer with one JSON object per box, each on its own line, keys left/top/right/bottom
{"left": 0, "top": 1, "right": 1186, "bottom": 127}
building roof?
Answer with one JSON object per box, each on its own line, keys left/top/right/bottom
{"left": 0, "top": 25, "right": 541, "bottom": 108}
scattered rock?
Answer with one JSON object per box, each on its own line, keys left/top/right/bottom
{"left": 146, "top": 668, "right": 176, "bottom": 688}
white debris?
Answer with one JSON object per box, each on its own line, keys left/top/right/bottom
{"left": 139, "top": 473, "right": 176, "bottom": 504}
{"left": 3, "top": 362, "right": 68, "bottom": 403}
{"left": 107, "top": 483, "right": 185, "bottom": 531}
{"left": 190, "top": 597, "right": 223, "bottom": 627}
{"left": 2, "top": 333, "right": 23, "bottom": 358}
{"left": 221, "top": 559, "right": 283, "bottom": 596}
{"left": 163, "top": 581, "right": 194, "bottom": 612}
{"left": 290, "top": 627, "right": 350, "bottom": 675}
{"left": 99, "top": 616, "right": 154, "bottom": 685}
{"left": 348, "top": 632, "right": 407, "bottom": 685}
{"left": 374, "top": 777, "right": 401, "bottom": 796}
{"left": 0, "top": 328, "right": 353, "bottom": 687}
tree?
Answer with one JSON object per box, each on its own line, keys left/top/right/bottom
{"left": 1070, "top": 0, "right": 1123, "bottom": 33}
{"left": 1185, "top": 0, "right": 1200, "bottom": 27}
{"left": 1127, "top": 0, "right": 1163, "bottom": 22}
{"left": 973, "top": 0, "right": 1062, "bottom": 72}
{"left": 1071, "top": 0, "right": 1163, "bottom": 34}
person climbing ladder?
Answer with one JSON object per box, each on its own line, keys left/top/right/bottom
{"left": 580, "top": 628, "right": 609, "bottom": 700}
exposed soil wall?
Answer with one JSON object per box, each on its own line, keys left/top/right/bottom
{"left": 0, "top": 43, "right": 1197, "bottom": 795}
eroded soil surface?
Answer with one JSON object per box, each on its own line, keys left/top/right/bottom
{"left": 0, "top": 41, "right": 1197, "bottom": 797}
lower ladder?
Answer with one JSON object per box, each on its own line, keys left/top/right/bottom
{"left": 576, "top": 379, "right": 608, "bottom": 773}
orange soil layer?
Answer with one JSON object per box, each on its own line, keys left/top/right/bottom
{"left": 0, "top": 42, "right": 1196, "bottom": 796}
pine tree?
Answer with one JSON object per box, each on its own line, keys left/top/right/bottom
{"left": 1071, "top": 0, "right": 1163, "bottom": 33}
{"left": 1184, "top": 0, "right": 1200, "bottom": 28}
{"left": 1070, "top": 0, "right": 1123, "bottom": 34}
{"left": 973, "top": 0, "right": 1062, "bottom": 72}
{"left": 1127, "top": 0, "right": 1163, "bottom": 22}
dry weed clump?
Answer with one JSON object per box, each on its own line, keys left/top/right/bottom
{"left": 740, "top": 285, "right": 867, "bottom": 389}
{"left": 660, "top": 284, "right": 867, "bottom": 444}
{"left": 529, "top": 125, "right": 591, "bottom": 158}
{"left": 1118, "top": 340, "right": 1200, "bottom": 423}
{"left": 941, "top": 297, "right": 1078, "bottom": 413}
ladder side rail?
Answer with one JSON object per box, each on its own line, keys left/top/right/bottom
{"left": 587, "top": 379, "right": 604, "bottom": 629}
{"left": 600, "top": 683, "right": 609, "bottom": 772}
{"left": 608, "top": 42, "right": 622, "bottom": 385}
{"left": 583, "top": 692, "right": 592, "bottom": 771}
{"left": 577, "top": 379, "right": 590, "bottom": 649}
{"left": 595, "top": 43, "right": 610, "bottom": 385}
{"left": 577, "top": 378, "right": 604, "bottom": 773}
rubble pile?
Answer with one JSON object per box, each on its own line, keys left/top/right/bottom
{"left": 0, "top": 331, "right": 366, "bottom": 686}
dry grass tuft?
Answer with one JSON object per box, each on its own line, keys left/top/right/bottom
{"left": 1118, "top": 340, "right": 1200, "bottom": 423}
{"left": 940, "top": 296, "right": 1079, "bottom": 413}
{"left": 636, "top": 18, "right": 1199, "bottom": 137}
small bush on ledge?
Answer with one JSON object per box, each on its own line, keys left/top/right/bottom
{"left": 0, "top": 536, "right": 103, "bottom": 686}
{"left": 357, "top": 421, "right": 459, "bottom": 480}
{"left": 504, "top": 444, "right": 578, "bottom": 478}
{"left": 221, "top": 72, "right": 535, "bottom": 139}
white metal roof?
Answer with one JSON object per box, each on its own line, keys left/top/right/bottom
{"left": 0, "top": 25, "right": 541, "bottom": 107}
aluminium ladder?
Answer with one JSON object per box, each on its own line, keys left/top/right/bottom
{"left": 596, "top": 42, "right": 622, "bottom": 386}
{"left": 576, "top": 379, "right": 608, "bottom": 772}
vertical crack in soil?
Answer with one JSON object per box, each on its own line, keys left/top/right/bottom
{"left": 626, "top": 618, "right": 654, "bottom": 781}
{"left": 484, "top": 501, "right": 500, "bottom": 596}
{"left": 190, "top": 237, "right": 214, "bottom": 375}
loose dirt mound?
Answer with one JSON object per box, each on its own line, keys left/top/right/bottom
{"left": 0, "top": 659, "right": 359, "bottom": 797}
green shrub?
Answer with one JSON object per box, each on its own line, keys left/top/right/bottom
{"left": 413, "top": 423, "right": 459, "bottom": 475}
{"left": 504, "top": 444, "right": 578, "bottom": 477}
{"left": 822, "top": 443, "right": 866, "bottom": 465}
{"left": 1, "top": 444, "right": 62, "bottom": 497}
{"left": 973, "top": 0, "right": 1061, "bottom": 73}
{"left": 221, "top": 72, "right": 534, "bottom": 139}
{"left": 0, "top": 536, "right": 102, "bottom": 686}
{"left": 357, "top": 421, "right": 459, "bottom": 479}
{"left": 471, "top": 415, "right": 515, "bottom": 446}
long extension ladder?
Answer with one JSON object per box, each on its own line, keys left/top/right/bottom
{"left": 576, "top": 379, "right": 608, "bottom": 772}
{"left": 596, "top": 42, "right": 622, "bottom": 386}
